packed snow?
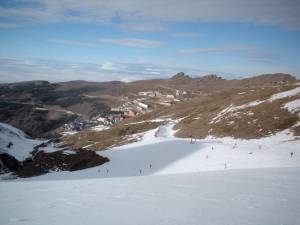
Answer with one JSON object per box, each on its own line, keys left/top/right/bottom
{"left": 1, "top": 168, "right": 300, "bottom": 225}
{"left": 7, "top": 120, "right": 297, "bottom": 181}
{"left": 1, "top": 119, "right": 299, "bottom": 225}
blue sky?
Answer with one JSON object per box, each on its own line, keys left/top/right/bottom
{"left": 0, "top": 0, "right": 300, "bottom": 82}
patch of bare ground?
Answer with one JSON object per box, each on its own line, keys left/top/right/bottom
{"left": 62, "top": 79, "right": 299, "bottom": 149}
{"left": 61, "top": 121, "right": 162, "bottom": 151}
{"left": 174, "top": 84, "right": 299, "bottom": 139}
{"left": 210, "top": 101, "right": 298, "bottom": 139}
{"left": 291, "top": 124, "right": 300, "bottom": 137}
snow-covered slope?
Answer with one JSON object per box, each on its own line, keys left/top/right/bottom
{"left": 0, "top": 121, "right": 299, "bottom": 225}
{"left": 0, "top": 122, "right": 68, "bottom": 163}
{"left": 1, "top": 167, "right": 299, "bottom": 225}
{"left": 1, "top": 85, "right": 300, "bottom": 225}
{"left": 0, "top": 122, "right": 42, "bottom": 161}
{"left": 16, "top": 120, "right": 299, "bottom": 181}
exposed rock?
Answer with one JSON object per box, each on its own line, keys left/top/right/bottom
{"left": 0, "top": 153, "right": 20, "bottom": 173}
{"left": 198, "top": 74, "right": 224, "bottom": 81}
{"left": 171, "top": 72, "right": 191, "bottom": 80}
{"left": 16, "top": 149, "right": 109, "bottom": 178}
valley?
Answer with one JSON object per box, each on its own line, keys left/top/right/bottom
{"left": 0, "top": 73, "right": 299, "bottom": 225}
{"left": 1, "top": 72, "right": 299, "bottom": 178}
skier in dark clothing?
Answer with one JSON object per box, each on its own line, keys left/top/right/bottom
{"left": 6, "top": 142, "right": 13, "bottom": 148}
{"left": 291, "top": 152, "right": 294, "bottom": 157}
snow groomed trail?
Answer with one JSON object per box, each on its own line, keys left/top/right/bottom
{"left": 1, "top": 121, "right": 300, "bottom": 225}
{"left": 15, "top": 120, "right": 299, "bottom": 181}
{"left": 1, "top": 167, "right": 300, "bottom": 225}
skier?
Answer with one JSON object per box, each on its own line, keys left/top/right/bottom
{"left": 149, "top": 164, "right": 152, "bottom": 169}
{"left": 190, "top": 134, "right": 193, "bottom": 144}
{"left": 291, "top": 152, "right": 294, "bottom": 157}
{"left": 139, "top": 169, "right": 142, "bottom": 175}
{"left": 106, "top": 169, "right": 109, "bottom": 174}
{"left": 6, "top": 142, "right": 13, "bottom": 148}
{"left": 211, "top": 146, "right": 214, "bottom": 150}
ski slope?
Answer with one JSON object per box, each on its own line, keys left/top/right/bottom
{"left": 18, "top": 121, "right": 300, "bottom": 181}
{"left": 1, "top": 120, "right": 300, "bottom": 225}
{"left": 0, "top": 167, "right": 299, "bottom": 225}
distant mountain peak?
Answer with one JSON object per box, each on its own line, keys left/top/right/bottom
{"left": 171, "top": 72, "right": 191, "bottom": 80}
{"left": 198, "top": 74, "right": 224, "bottom": 81}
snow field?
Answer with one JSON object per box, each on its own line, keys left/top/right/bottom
{"left": 1, "top": 167, "right": 299, "bottom": 225}
{"left": 18, "top": 120, "right": 300, "bottom": 181}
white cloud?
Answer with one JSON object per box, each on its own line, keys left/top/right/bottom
{"left": 180, "top": 45, "right": 256, "bottom": 54}
{"left": 0, "top": 57, "right": 299, "bottom": 83}
{"left": 100, "top": 38, "right": 163, "bottom": 48}
{"left": 179, "top": 44, "right": 280, "bottom": 64}
{"left": 0, "top": 0, "right": 299, "bottom": 29}
{"left": 48, "top": 39, "right": 98, "bottom": 48}
{"left": 48, "top": 38, "right": 164, "bottom": 49}
{"left": 170, "top": 32, "right": 200, "bottom": 38}
{"left": 0, "top": 58, "right": 175, "bottom": 83}
{"left": 180, "top": 47, "right": 224, "bottom": 54}
{"left": 0, "top": 22, "right": 19, "bottom": 28}
{"left": 116, "top": 22, "right": 165, "bottom": 32}
{"left": 100, "top": 62, "right": 127, "bottom": 71}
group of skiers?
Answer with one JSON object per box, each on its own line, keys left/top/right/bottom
{"left": 97, "top": 164, "right": 153, "bottom": 175}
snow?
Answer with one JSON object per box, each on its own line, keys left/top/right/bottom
{"left": 91, "top": 125, "right": 109, "bottom": 131}
{"left": 137, "top": 101, "right": 148, "bottom": 109}
{"left": 269, "top": 86, "right": 300, "bottom": 101}
{"left": 1, "top": 120, "right": 300, "bottom": 225}
{"left": 34, "top": 107, "right": 48, "bottom": 111}
{"left": 283, "top": 99, "right": 300, "bottom": 114}
{"left": 0, "top": 123, "right": 65, "bottom": 160}
{"left": 210, "top": 104, "right": 233, "bottom": 124}
{"left": 246, "top": 111, "right": 254, "bottom": 116}
{"left": 0, "top": 123, "right": 42, "bottom": 161}
{"left": 38, "top": 142, "right": 63, "bottom": 153}
{"left": 61, "top": 131, "right": 78, "bottom": 136}
{"left": 63, "top": 150, "right": 77, "bottom": 155}
{"left": 1, "top": 167, "right": 300, "bottom": 225}
{"left": 8, "top": 120, "right": 297, "bottom": 181}
{"left": 124, "top": 118, "right": 165, "bottom": 125}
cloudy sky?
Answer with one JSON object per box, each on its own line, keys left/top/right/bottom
{"left": 0, "top": 0, "right": 300, "bottom": 82}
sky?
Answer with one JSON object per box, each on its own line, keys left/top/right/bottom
{"left": 0, "top": 0, "right": 300, "bottom": 83}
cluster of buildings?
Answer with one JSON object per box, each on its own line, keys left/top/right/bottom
{"left": 61, "top": 89, "right": 188, "bottom": 133}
